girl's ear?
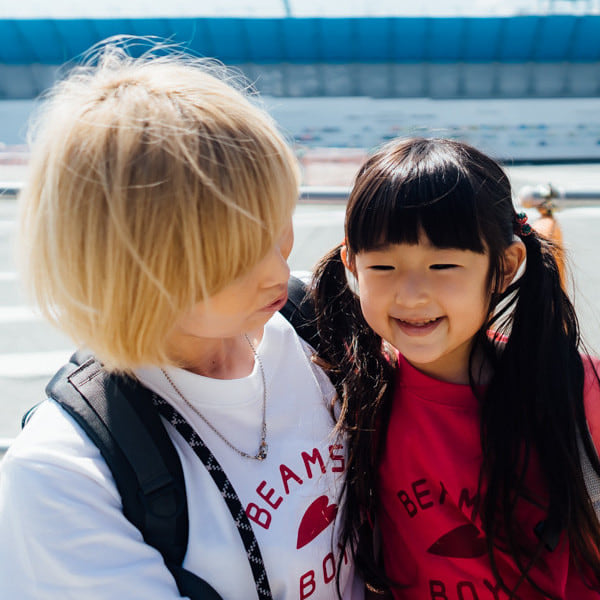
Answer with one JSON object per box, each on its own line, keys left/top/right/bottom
{"left": 500, "top": 240, "right": 526, "bottom": 292}
{"left": 340, "top": 244, "right": 355, "bottom": 274}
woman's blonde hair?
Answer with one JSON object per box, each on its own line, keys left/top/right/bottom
{"left": 19, "top": 39, "right": 300, "bottom": 371}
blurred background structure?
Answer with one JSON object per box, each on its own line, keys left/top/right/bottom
{"left": 1, "top": 1, "right": 600, "bottom": 451}
{"left": 1, "top": 0, "right": 600, "bottom": 166}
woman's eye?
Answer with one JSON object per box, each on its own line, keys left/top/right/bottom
{"left": 430, "top": 264, "right": 458, "bottom": 270}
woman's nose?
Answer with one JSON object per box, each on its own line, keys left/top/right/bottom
{"left": 263, "top": 244, "right": 291, "bottom": 287}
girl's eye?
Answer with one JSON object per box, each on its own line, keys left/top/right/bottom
{"left": 369, "top": 265, "right": 395, "bottom": 271}
{"left": 430, "top": 264, "right": 458, "bottom": 270}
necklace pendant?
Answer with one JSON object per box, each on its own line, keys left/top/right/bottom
{"left": 257, "top": 442, "right": 268, "bottom": 461}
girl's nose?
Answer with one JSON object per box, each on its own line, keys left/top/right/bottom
{"left": 395, "top": 274, "right": 429, "bottom": 307}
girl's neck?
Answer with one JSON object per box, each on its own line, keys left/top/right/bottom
{"left": 400, "top": 345, "right": 492, "bottom": 386}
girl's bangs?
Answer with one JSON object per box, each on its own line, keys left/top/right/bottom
{"left": 347, "top": 168, "right": 486, "bottom": 254}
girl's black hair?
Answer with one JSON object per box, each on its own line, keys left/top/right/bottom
{"left": 314, "top": 138, "right": 600, "bottom": 596}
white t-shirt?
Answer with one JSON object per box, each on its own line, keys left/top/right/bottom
{"left": 0, "top": 312, "right": 363, "bottom": 600}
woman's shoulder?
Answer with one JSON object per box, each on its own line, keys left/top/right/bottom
{"left": 266, "top": 310, "right": 313, "bottom": 361}
{"left": 3, "top": 398, "right": 114, "bottom": 491}
{"left": 268, "top": 311, "right": 336, "bottom": 401}
{"left": 0, "top": 401, "right": 183, "bottom": 600}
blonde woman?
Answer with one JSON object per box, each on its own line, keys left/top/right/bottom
{"left": 0, "top": 42, "right": 362, "bottom": 600}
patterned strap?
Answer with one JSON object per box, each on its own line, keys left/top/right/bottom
{"left": 578, "top": 427, "right": 600, "bottom": 521}
{"left": 582, "top": 356, "right": 600, "bottom": 521}
{"left": 152, "top": 394, "right": 273, "bottom": 600}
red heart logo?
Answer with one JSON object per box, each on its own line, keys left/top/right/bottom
{"left": 296, "top": 495, "right": 338, "bottom": 549}
{"left": 427, "top": 523, "right": 487, "bottom": 558}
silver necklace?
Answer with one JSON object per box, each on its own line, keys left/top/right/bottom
{"left": 161, "top": 334, "right": 268, "bottom": 461}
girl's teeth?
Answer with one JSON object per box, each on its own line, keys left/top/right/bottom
{"left": 405, "top": 317, "right": 438, "bottom": 326}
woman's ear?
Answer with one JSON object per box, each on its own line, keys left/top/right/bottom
{"left": 500, "top": 240, "right": 526, "bottom": 292}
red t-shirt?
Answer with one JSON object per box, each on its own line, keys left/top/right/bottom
{"left": 377, "top": 354, "right": 600, "bottom": 599}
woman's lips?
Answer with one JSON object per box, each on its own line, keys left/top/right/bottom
{"left": 262, "top": 291, "right": 288, "bottom": 312}
{"left": 393, "top": 316, "right": 443, "bottom": 336}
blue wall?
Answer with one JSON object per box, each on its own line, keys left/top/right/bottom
{"left": 1, "top": 15, "right": 599, "bottom": 66}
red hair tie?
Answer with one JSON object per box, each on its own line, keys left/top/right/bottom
{"left": 514, "top": 212, "right": 532, "bottom": 237}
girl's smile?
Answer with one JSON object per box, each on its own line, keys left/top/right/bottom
{"left": 392, "top": 315, "right": 444, "bottom": 337}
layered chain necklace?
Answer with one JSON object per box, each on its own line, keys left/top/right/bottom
{"left": 161, "top": 333, "right": 268, "bottom": 461}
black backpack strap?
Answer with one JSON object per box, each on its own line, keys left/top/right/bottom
{"left": 43, "top": 352, "right": 221, "bottom": 599}
{"left": 45, "top": 353, "right": 188, "bottom": 563}
{"left": 281, "top": 275, "right": 319, "bottom": 349}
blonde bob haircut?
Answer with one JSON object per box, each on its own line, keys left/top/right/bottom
{"left": 19, "top": 39, "right": 300, "bottom": 372}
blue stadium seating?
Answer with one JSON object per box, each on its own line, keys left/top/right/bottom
{"left": 0, "top": 15, "right": 599, "bottom": 66}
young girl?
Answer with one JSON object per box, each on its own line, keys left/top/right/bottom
{"left": 0, "top": 41, "right": 362, "bottom": 599}
{"left": 312, "top": 138, "right": 600, "bottom": 598}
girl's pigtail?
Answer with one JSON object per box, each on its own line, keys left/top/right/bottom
{"left": 522, "top": 233, "right": 600, "bottom": 580}
{"left": 312, "top": 244, "right": 396, "bottom": 592}
{"left": 311, "top": 244, "right": 359, "bottom": 389}
{"left": 312, "top": 242, "right": 394, "bottom": 433}
{"left": 482, "top": 229, "right": 600, "bottom": 591}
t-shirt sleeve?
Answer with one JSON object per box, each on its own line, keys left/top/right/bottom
{"left": 0, "top": 400, "right": 186, "bottom": 600}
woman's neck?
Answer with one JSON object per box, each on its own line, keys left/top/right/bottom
{"left": 166, "top": 329, "right": 263, "bottom": 379}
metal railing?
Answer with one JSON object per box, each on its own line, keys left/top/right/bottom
{"left": 3, "top": 182, "right": 600, "bottom": 205}
{"left": 0, "top": 183, "right": 23, "bottom": 199}
{"left": 2, "top": 183, "right": 355, "bottom": 202}
{"left": 0, "top": 438, "right": 12, "bottom": 459}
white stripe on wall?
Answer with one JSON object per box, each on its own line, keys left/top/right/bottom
{"left": 0, "top": 350, "right": 72, "bottom": 378}
{"left": 0, "top": 306, "right": 42, "bottom": 323}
